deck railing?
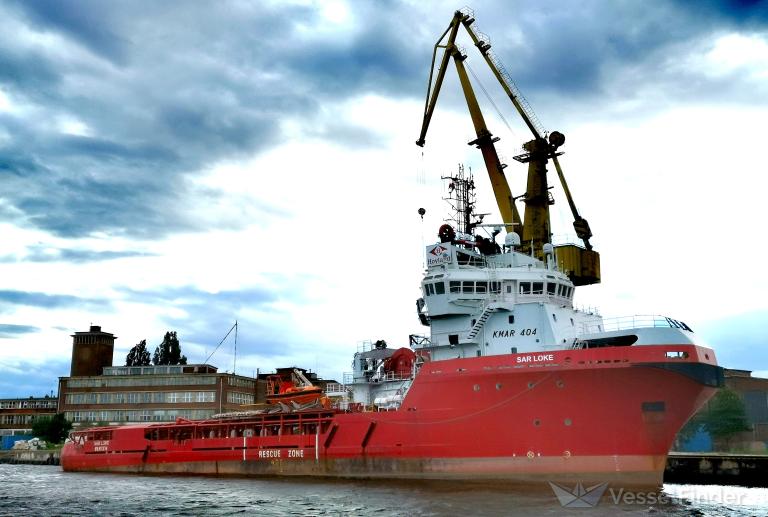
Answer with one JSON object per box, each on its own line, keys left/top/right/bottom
{"left": 581, "top": 315, "right": 693, "bottom": 334}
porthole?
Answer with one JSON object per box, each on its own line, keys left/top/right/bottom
{"left": 473, "top": 384, "right": 480, "bottom": 392}
{"left": 527, "top": 381, "right": 535, "bottom": 389}
{"left": 564, "top": 418, "right": 572, "bottom": 426}
{"left": 496, "top": 383, "right": 502, "bottom": 390}
{"left": 533, "top": 419, "right": 541, "bottom": 427}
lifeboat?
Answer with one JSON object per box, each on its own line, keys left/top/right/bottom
{"left": 265, "top": 368, "right": 323, "bottom": 405}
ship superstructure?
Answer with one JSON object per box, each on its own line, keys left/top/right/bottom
{"left": 61, "top": 8, "right": 723, "bottom": 488}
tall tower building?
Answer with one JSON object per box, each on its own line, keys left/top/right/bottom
{"left": 70, "top": 325, "right": 116, "bottom": 377}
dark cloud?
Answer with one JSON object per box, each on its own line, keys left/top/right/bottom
{"left": 0, "top": 245, "right": 152, "bottom": 264}
{"left": 12, "top": 0, "right": 128, "bottom": 64}
{"left": 0, "top": 359, "right": 68, "bottom": 398}
{"left": 117, "top": 283, "right": 309, "bottom": 360}
{"left": 0, "top": 289, "right": 110, "bottom": 311}
{"left": 671, "top": 0, "right": 768, "bottom": 26}
{"left": 0, "top": 324, "right": 39, "bottom": 338}
{"left": 452, "top": 2, "right": 683, "bottom": 97}
{"left": 0, "top": 0, "right": 765, "bottom": 240}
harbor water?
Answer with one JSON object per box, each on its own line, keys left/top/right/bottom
{"left": 1, "top": 465, "right": 766, "bottom": 516}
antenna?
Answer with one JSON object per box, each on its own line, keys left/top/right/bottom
{"left": 204, "top": 322, "right": 238, "bottom": 366}
{"left": 441, "top": 164, "right": 482, "bottom": 235}
{"left": 233, "top": 321, "right": 238, "bottom": 375}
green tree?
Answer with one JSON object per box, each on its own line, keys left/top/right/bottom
{"left": 125, "top": 339, "right": 151, "bottom": 366}
{"left": 674, "top": 413, "right": 704, "bottom": 451}
{"left": 152, "top": 331, "right": 187, "bottom": 366}
{"left": 701, "top": 387, "right": 752, "bottom": 450}
{"left": 31, "top": 413, "right": 72, "bottom": 444}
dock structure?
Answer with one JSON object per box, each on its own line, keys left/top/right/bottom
{"left": 0, "top": 449, "right": 60, "bottom": 465}
{"left": 665, "top": 452, "right": 768, "bottom": 487}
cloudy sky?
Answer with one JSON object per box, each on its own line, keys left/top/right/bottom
{"left": 1, "top": 0, "right": 767, "bottom": 397}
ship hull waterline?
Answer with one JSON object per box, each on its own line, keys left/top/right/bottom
{"left": 61, "top": 344, "right": 722, "bottom": 488}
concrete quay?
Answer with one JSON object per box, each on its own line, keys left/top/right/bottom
{"left": 665, "top": 452, "right": 768, "bottom": 487}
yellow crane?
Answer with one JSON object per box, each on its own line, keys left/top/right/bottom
{"left": 416, "top": 8, "right": 600, "bottom": 286}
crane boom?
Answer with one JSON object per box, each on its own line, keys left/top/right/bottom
{"left": 417, "top": 11, "right": 521, "bottom": 232}
{"left": 416, "top": 9, "right": 600, "bottom": 285}
{"left": 458, "top": 11, "right": 544, "bottom": 140}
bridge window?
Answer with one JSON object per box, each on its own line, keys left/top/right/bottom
{"left": 532, "top": 282, "right": 544, "bottom": 294}
{"left": 425, "top": 284, "right": 434, "bottom": 296}
{"left": 434, "top": 282, "right": 445, "bottom": 295}
{"left": 490, "top": 282, "right": 501, "bottom": 293}
{"left": 519, "top": 282, "right": 531, "bottom": 294}
{"left": 547, "top": 283, "right": 556, "bottom": 295}
{"left": 450, "top": 281, "right": 461, "bottom": 293}
{"left": 462, "top": 281, "right": 474, "bottom": 294}
{"left": 475, "top": 282, "right": 487, "bottom": 294}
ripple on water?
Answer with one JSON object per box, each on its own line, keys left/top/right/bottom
{"left": 1, "top": 465, "right": 766, "bottom": 516}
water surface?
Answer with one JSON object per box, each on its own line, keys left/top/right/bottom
{"left": 1, "top": 465, "right": 765, "bottom": 516}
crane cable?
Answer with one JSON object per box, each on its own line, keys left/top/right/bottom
{"left": 466, "top": 60, "right": 520, "bottom": 142}
{"left": 204, "top": 321, "right": 238, "bottom": 366}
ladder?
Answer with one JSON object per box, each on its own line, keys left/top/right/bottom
{"left": 467, "top": 303, "right": 496, "bottom": 340}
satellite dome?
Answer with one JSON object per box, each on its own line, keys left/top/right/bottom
{"left": 505, "top": 232, "right": 521, "bottom": 247}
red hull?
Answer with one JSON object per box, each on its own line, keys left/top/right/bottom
{"left": 61, "top": 344, "right": 721, "bottom": 487}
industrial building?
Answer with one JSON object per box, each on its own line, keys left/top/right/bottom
{"left": 0, "top": 396, "right": 58, "bottom": 438}
{"left": 57, "top": 325, "right": 258, "bottom": 427}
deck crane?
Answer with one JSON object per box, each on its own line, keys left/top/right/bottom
{"left": 416, "top": 8, "right": 600, "bottom": 286}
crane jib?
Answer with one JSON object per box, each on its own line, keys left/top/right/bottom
{"left": 415, "top": 8, "right": 600, "bottom": 286}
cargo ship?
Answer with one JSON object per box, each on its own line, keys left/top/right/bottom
{"left": 61, "top": 8, "right": 723, "bottom": 487}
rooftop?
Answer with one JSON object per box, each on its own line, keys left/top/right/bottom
{"left": 103, "top": 364, "right": 219, "bottom": 376}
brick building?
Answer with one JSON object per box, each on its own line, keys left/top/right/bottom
{"left": 58, "top": 364, "right": 257, "bottom": 427}
{"left": 677, "top": 368, "right": 768, "bottom": 452}
{"left": 57, "top": 325, "right": 258, "bottom": 428}
{"left": 0, "top": 396, "right": 58, "bottom": 435}
{"left": 721, "top": 369, "right": 768, "bottom": 448}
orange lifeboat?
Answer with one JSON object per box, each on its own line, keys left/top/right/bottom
{"left": 265, "top": 368, "right": 324, "bottom": 405}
